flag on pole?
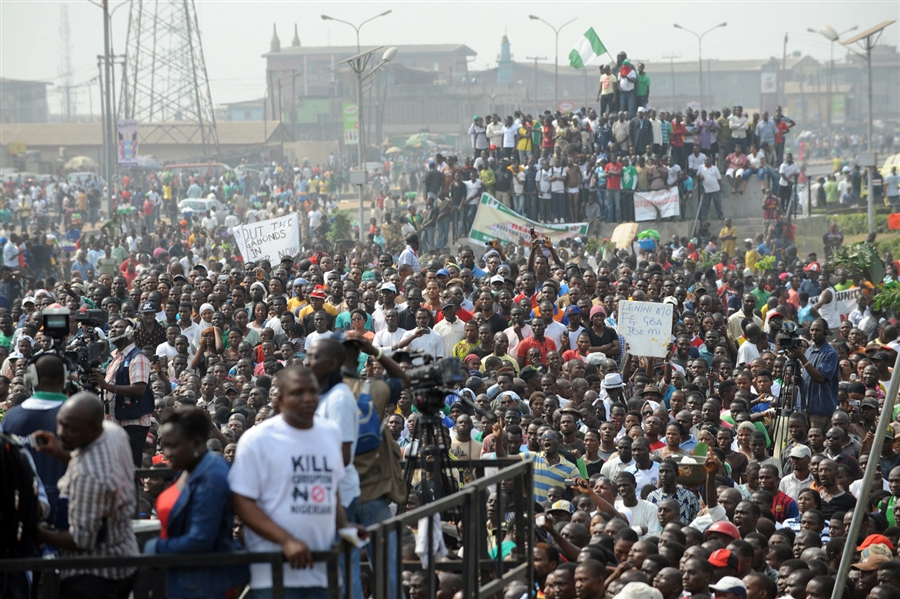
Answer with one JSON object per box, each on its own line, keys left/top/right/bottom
{"left": 568, "top": 28, "right": 606, "bottom": 69}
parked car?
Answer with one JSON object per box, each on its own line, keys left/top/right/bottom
{"left": 178, "top": 198, "right": 228, "bottom": 224}
{"left": 67, "top": 172, "right": 104, "bottom": 187}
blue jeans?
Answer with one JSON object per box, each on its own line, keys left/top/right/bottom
{"left": 436, "top": 217, "right": 450, "bottom": 249}
{"left": 606, "top": 189, "right": 621, "bottom": 222}
{"left": 420, "top": 225, "right": 435, "bottom": 253}
{"left": 620, "top": 90, "right": 636, "bottom": 118}
{"left": 700, "top": 190, "right": 724, "bottom": 220}
{"left": 551, "top": 192, "right": 566, "bottom": 221}
{"left": 513, "top": 193, "right": 525, "bottom": 215}
{"left": 463, "top": 204, "right": 477, "bottom": 232}
{"left": 596, "top": 188, "right": 607, "bottom": 219}
{"left": 356, "top": 497, "right": 398, "bottom": 599}
{"left": 524, "top": 193, "right": 538, "bottom": 220}
{"left": 250, "top": 589, "right": 327, "bottom": 599}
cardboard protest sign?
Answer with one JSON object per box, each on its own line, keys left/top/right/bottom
{"left": 617, "top": 300, "right": 674, "bottom": 358}
{"left": 233, "top": 213, "right": 300, "bottom": 264}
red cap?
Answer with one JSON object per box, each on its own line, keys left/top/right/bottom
{"left": 709, "top": 548, "right": 740, "bottom": 569}
{"left": 858, "top": 534, "right": 895, "bottom": 552}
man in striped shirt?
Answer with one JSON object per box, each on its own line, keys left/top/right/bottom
{"left": 495, "top": 426, "right": 579, "bottom": 503}
{"left": 34, "top": 392, "right": 139, "bottom": 599}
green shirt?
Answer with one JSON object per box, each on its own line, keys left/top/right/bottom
{"left": 0, "top": 332, "right": 12, "bottom": 350}
{"left": 637, "top": 73, "right": 651, "bottom": 96}
{"left": 622, "top": 166, "right": 638, "bottom": 191}
{"left": 751, "top": 287, "right": 771, "bottom": 310}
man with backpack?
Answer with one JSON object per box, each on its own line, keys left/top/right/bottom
{"left": 341, "top": 330, "right": 410, "bottom": 599}
{"left": 303, "top": 337, "right": 362, "bottom": 599}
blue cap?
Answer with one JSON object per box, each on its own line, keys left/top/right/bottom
{"left": 565, "top": 305, "right": 582, "bottom": 315}
{"left": 436, "top": 268, "right": 450, "bottom": 277}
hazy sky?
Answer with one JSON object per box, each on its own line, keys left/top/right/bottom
{"left": 1, "top": 0, "right": 897, "bottom": 114}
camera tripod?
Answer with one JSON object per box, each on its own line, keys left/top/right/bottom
{"left": 772, "top": 352, "right": 805, "bottom": 460}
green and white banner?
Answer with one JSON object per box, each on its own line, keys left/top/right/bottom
{"left": 468, "top": 193, "right": 589, "bottom": 247}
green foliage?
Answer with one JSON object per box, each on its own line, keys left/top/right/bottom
{"left": 585, "top": 237, "right": 601, "bottom": 255}
{"left": 756, "top": 254, "right": 776, "bottom": 273}
{"left": 832, "top": 214, "right": 890, "bottom": 236}
{"left": 830, "top": 241, "right": 885, "bottom": 285}
{"left": 326, "top": 210, "right": 353, "bottom": 245}
{"left": 874, "top": 281, "right": 900, "bottom": 313}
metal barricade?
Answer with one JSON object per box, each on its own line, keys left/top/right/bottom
{"left": 0, "top": 546, "right": 345, "bottom": 599}
{"left": 366, "top": 458, "right": 534, "bottom": 599}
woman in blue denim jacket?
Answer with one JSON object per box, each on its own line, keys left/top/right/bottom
{"left": 144, "top": 408, "right": 249, "bottom": 599}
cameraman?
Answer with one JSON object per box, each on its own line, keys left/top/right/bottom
{"left": 89, "top": 318, "right": 153, "bottom": 467}
{"left": 790, "top": 318, "right": 838, "bottom": 430}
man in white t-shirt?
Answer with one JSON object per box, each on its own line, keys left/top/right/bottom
{"left": 230, "top": 365, "right": 352, "bottom": 594}
{"left": 778, "top": 153, "right": 801, "bottom": 212}
{"left": 697, "top": 155, "right": 724, "bottom": 220}
{"left": 2, "top": 234, "right": 20, "bottom": 268}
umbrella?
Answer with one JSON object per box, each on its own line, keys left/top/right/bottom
{"left": 385, "top": 146, "right": 403, "bottom": 155}
{"left": 63, "top": 156, "right": 98, "bottom": 170}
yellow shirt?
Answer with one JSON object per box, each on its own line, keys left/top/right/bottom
{"left": 516, "top": 126, "right": 532, "bottom": 151}
{"left": 719, "top": 226, "right": 737, "bottom": 258}
{"left": 745, "top": 249, "right": 760, "bottom": 273}
{"left": 296, "top": 302, "right": 338, "bottom": 321}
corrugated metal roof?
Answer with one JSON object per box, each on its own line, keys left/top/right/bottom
{"left": 263, "top": 43, "right": 476, "bottom": 58}
{"left": 0, "top": 121, "right": 291, "bottom": 147}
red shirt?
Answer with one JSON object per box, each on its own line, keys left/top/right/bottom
{"left": 605, "top": 162, "right": 623, "bottom": 191}
{"left": 516, "top": 336, "right": 557, "bottom": 363}
{"left": 514, "top": 291, "right": 539, "bottom": 309}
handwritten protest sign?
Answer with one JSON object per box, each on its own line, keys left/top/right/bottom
{"left": 469, "top": 193, "right": 589, "bottom": 247}
{"left": 634, "top": 188, "right": 680, "bottom": 221}
{"left": 617, "top": 300, "right": 674, "bottom": 358}
{"left": 233, "top": 213, "right": 300, "bottom": 264}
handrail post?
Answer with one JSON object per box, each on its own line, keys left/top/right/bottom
{"left": 272, "top": 553, "right": 285, "bottom": 599}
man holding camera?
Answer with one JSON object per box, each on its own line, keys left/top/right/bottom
{"left": 791, "top": 318, "right": 838, "bottom": 431}
{"left": 89, "top": 318, "right": 153, "bottom": 467}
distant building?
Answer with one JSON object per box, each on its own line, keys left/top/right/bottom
{"left": 0, "top": 78, "right": 51, "bottom": 123}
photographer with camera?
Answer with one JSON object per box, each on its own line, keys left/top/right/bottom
{"left": 790, "top": 318, "right": 838, "bottom": 431}
{"left": 89, "top": 318, "right": 154, "bottom": 467}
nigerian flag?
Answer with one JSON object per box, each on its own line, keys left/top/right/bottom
{"left": 569, "top": 28, "right": 606, "bottom": 69}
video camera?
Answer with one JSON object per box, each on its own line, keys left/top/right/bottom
{"left": 775, "top": 320, "right": 803, "bottom": 352}
{"left": 393, "top": 350, "right": 463, "bottom": 416}
{"left": 42, "top": 307, "right": 109, "bottom": 392}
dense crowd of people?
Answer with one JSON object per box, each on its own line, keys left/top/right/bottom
{"left": 2, "top": 61, "right": 900, "bottom": 599}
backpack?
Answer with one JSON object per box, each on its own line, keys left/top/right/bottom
{"left": 0, "top": 433, "right": 40, "bottom": 559}
{"left": 355, "top": 380, "right": 382, "bottom": 455}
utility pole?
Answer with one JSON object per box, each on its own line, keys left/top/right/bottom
{"left": 59, "top": 5, "right": 74, "bottom": 119}
{"left": 102, "top": 0, "right": 115, "bottom": 211}
{"left": 526, "top": 56, "right": 547, "bottom": 116}
{"left": 780, "top": 32, "right": 788, "bottom": 108}
{"left": 662, "top": 53, "right": 680, "bottom": 111}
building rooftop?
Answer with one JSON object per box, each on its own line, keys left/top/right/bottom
{"left": 0, "top": 121, "right": 290, "bottom": 146}
{"left": 263, "top": 43, "right": 476, "bottom": 58}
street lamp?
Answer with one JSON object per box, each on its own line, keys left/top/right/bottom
{"left": 340, "top": 46, "right": 397, "bottom": 241}
{"left": 529, "top": 15, "right": 576, "bottom": 110}
{"left": 321, "top": 11, "right": 392, "bottom": 166}
{"left": 321, "top": 10, "right": 392, "bottom": 55}
{"left": 807, "top": 25, "right": 858, "bottom": 129}
{"left": 673, "top": 22, "right": 727, "bottom": 110}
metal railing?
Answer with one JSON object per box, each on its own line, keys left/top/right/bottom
{"left": 367, "top": 458, "right": 534, "bottom": 599}
{"left": 5, "top": 458, "right": 533, "bottom": 599}
{"left": 0, "top": 546, "right": 345, "bottom": 599}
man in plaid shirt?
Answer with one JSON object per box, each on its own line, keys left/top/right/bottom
{"left": 89, "top": 318, "right": 152, "bottom": 467}
{"left": 34, "top": 392, "right": 139, "bottom": 599}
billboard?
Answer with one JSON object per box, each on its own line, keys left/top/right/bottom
{"left": 342, "top": 103, "right": 359, "bottom": 145}
{"left": 116, "top": 119, "right": 139, "bottom": 166}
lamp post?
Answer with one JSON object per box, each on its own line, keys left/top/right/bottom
{"left": 807, "top": 25, "right": 858, "bottom": 129}
{"left": 321, "top": 11, "right": 392, "bottom": 158}
{"left": 340, "top": 46, "right": 397, "bottom": 241}
{"left": 529, "top": 15, "right": 576, "bottom": 110}
{"left": 673, "top": 22, "right": 727, "bottom": 110}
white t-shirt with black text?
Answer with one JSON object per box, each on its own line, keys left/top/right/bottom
{"left": 228, "top": 415, "right": 346, "bottom": 589}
